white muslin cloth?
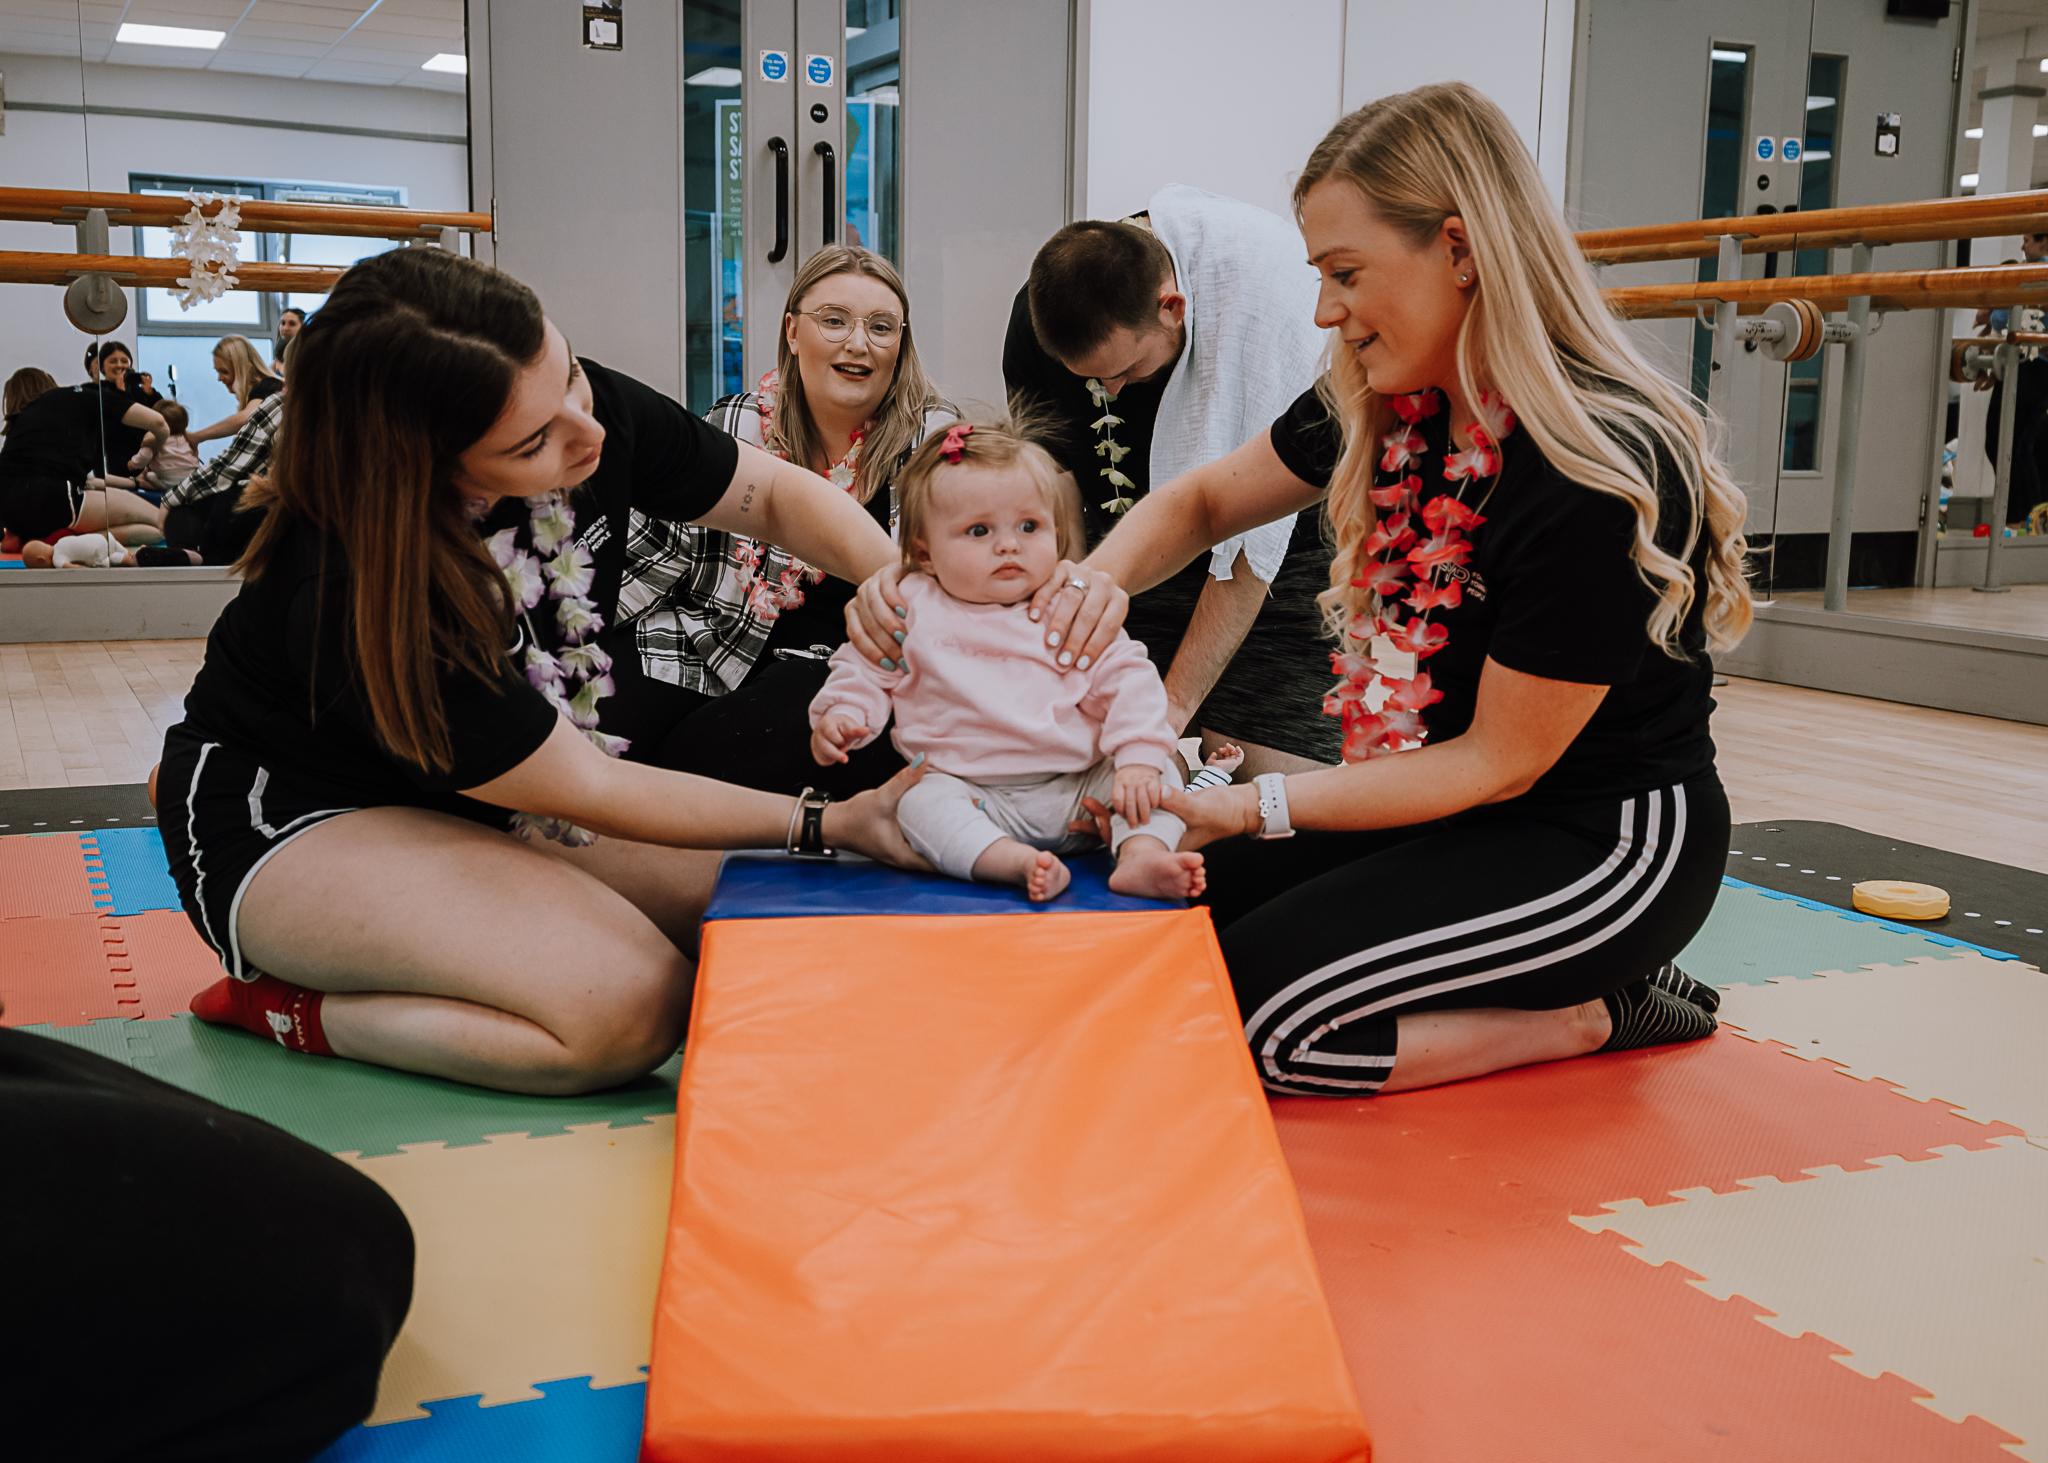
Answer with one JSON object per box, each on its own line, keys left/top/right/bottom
{"left": 1148, "top": 183, "right": 1329, "bottom": 584}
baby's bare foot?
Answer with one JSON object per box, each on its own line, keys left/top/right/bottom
{"left": 1109, "top": 838, "right": 1206, "bottom": 900}
{"left": 971, "top": 838, "right": 1071, "bottom": 901}
{"left": 1024, "top": 849, "right": 1071, "bottom": 902}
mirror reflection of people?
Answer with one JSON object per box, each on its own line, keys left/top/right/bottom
{"left": 164, "top": 248, "right": 931, "bottom": 1095}
{"left": 1004, "top": 192, "right": 1335, "bottom": 781}
{"left": 857, "top": 83, "right": 1754, "bottom": 1098}
{"left": 596, "top": 245, "right": 955, "bottom": 798}
{"left": 2, "top": 366, "right": 165, "bottom": 568}
{"left": 1973, "top": 231, "right": 2048, "bottom": 532}
{"left": 274, "top": 306, "right": 307, "bottom": 377}
{"left": 186, "top": 335, "right": 283, "bottom": 449}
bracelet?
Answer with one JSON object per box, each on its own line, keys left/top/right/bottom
{"left": 1252, "top": 773, "right": 1295, "bottom": 841}
{"left": 788, "top": 787, "right": 838, "bottom": 860}
{"left": 783, "top": 794, "right": 805, "bottom": 856}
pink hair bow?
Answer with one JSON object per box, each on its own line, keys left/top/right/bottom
{"left": 939, "top": 423, "right": 975, "bottom": 462}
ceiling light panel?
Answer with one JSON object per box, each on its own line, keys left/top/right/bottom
{"left": 117, "top": 22, "right": 228, "bottom": 48}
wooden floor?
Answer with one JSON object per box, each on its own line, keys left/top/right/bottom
{"left": 0, "top": 639, "right": 201, "bottom": 790}
{"left": 1773, "top": 583, "right": 2048, "bottom": 636}
{"left": 5, "top": 640, "right": 2048, "bottom": 874}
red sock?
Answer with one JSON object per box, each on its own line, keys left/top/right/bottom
{"left": 189, "top": 973, "right": 336, "bottom": 1056}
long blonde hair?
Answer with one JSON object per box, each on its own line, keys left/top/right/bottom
{"left": 772, "top": 246, "right": 942, "bottom": 505}
{"left": 214, "top": 334, "right": 279, "bottom": 409}
{"left": 1299, "top": 83, "right": 1751, "bottom": 656}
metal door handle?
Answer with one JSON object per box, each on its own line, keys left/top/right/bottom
{"left": 768, "top": 138, "right": 789, "bottom": 264}
{"left": 815, "top": 140, "right": 837, "bottom": 246}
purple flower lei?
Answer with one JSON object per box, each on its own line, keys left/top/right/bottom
{"left": 481, "top": 492, "right": 628, "bottom": 846}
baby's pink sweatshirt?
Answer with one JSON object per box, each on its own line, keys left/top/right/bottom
{"left": 151, "top": 434, "right": 201, "bottom": 476}
{"left": 811, "top": 573, "right": 1177, "bottom": 778}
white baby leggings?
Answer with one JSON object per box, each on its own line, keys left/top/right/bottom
{"left": 895, "top": 758, "right": 1188, "bottom": 882}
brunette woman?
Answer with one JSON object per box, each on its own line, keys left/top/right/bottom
{"left": 597, "top": 244, "right": 954, "bottom": 796}
{"left": 164, "top": 248, "right": 926, "bottom": 1097}
{"left": 854, "top": 83, "right": 1750, "bottom": 1096}
{"left": 3, "top": 366, "right": 166, "bottom": 567}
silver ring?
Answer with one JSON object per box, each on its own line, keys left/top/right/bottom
{"left": 1067, "top": 576, "right": 1089, "bottom": 592}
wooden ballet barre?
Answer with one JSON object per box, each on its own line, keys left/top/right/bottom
{"left": 0, "top": 251, "right": 346, "bottom": 292}
{"left": 1578, "top": 188, "right": 2048, "bottom": 265}
{"left": 1602, "top": 261, "right": 2048, "bottom": 320}
{"left": 0, "top": 187, "right": 490, "bottom": 242}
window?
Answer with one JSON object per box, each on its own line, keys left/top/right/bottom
{"left": 1691, "top": 46, "right": 1753, "bottom": 405}
{"left": 1782, "top": 56, "right": 1844, "bottom": 473}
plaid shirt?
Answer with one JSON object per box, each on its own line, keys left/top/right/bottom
{"left": 617, "top": 389, "right": 948, "bottom": 694}
{"left": 164, "top": 392, "right": 284, "bottom": 509}
{"left": 606, "top": 390, "right": 781, "bottom": 696}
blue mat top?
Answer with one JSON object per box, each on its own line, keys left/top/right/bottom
{"left": 704, "top": 850, "right": 1181, "bottom": 921}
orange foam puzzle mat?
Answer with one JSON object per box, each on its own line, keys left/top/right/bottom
{"left": 645, "top": 907, "right": 1372, "bottom": 1462}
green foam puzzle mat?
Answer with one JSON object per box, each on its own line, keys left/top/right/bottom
{"left": 29, "top": 1015, "right": 682, "bottom": 1158}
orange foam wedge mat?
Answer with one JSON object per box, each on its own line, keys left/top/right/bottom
{"left": 645, "top": 906, "right": 1373, "bottom": 1463}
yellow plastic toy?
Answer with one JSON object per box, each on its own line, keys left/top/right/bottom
{"left": 1851, "top": 880, "right": 1950, "bottom": 920}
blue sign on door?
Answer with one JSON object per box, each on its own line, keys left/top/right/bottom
{"left": 1754, "top": 135, "right": 1774, "bottom": 161}
{"left": 1781, "top": 137, "right": 1803, "bottom": 163}
{"left": 804, "top": 53, "right": 834, "bottom": 86}
{"left": 760, "top": 50, "right": 789, "bottom": 82}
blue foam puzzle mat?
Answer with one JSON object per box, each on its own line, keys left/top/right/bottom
{"left": 1721, "top": 876, "right": 2024, "bottom": 962}
{"left": 704, "top": 849, "right": 1180, "bottom": 920}
{"left": 315, "top": 1377, "right": 643, "bottom": 1462}
{"left": 88, "top": 826, "right": 183, "bottom": 915}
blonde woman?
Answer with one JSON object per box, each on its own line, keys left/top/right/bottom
{"left": 186, "top": 335, "right": 283, "bottom": 448}
{"left": 853, "top": 83, "right": 1752, "bottom": 1096}
{"left": 596, "top": 245, "right": 953, "bottom": 796}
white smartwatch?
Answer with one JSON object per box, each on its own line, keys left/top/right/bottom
{"left": 1252, "top": 773, "right": 1295, "bottom": 840}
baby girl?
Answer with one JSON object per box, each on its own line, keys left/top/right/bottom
{"left": 809, "top": 420, "right": 1205, "bottom": 902}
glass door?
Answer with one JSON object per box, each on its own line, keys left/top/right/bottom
{"left": 684, "top": 0, "right": 896, "bottom": 415}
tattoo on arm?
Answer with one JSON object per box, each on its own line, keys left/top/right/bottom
{"left": 739, "top": 482, "right": 759, "bottom": 514}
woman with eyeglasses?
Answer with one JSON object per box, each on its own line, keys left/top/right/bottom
{"left": 592, "top": 244, "right": 957, "bottom": 796}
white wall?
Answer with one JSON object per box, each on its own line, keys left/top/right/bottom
{"left": 1082, "top": 0, "right": 1574, "bottom": 226}
{"left": 1084, "top": 0, "right": 1347, "bottom": 223}
{"left": 0, "top": 52, "right": 468, "bottom": 410}
{"left": 1343, "top": 0, "right": 1576, "bottom": 203}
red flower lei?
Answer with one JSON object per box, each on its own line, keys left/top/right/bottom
{"left": 739, "top": 369, "right": 869, "bottom": 620}
{"left": 1324, "top": 388, "right": 1517, "bottom": 761}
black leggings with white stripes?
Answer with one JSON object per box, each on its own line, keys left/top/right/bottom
{"left": 1200, "top": 772, "right": 1730, "bottom": 1096}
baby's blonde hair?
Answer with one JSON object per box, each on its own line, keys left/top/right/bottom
{"left": 895, "top": 414, "right": 1083, "bottom": 571}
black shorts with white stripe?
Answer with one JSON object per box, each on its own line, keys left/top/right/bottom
{"left": 1200, "top": 772, "right": 1731, "bottom": 1096}
{"left": 157, "top": 726, "right": 360, "bottom": 983}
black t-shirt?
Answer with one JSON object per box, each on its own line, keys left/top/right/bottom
{"left": 487, "top": 357, "right": 742, "bottom": 649}
{"left": 247, "top": 374, "right": 282, "bottom": 403}
{"left": 179, "top": 521, "right": 561, "bottom": 826}
{"left": 0, "top": 384, "right": 127, "bottom": 481}
{"left": 1001, "top": 283, "right": 1171, "bottom": 549}
{"left": 1268, "top": 386, "right": 1718, "bottom": 804}
{"left": 178, "top": 357, "right": 737, "bottom": 818}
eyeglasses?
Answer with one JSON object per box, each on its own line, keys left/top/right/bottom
{"left": 797, "top": 307, "right": 903, "bottom": 345}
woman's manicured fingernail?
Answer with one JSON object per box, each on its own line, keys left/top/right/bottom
{"left": 1058, "top": 651, "right": 1072, "bottom": 666}
{"left": 1047, "top": 631, "right": 1061, "bottom": 647}
{"left": 893, "top": 629, "right": 905, "bottom": 643}
{"left": 1077, "top": 655, "right": 1091, "bottom": 670}
{"left": 910, "top": 752, "right": 925, "bottom": 767}
{"left": 1029, "top": 608, "right": 1042, "bottom": 621}
{"left": 894, "top": 604, "right": 907, "bottom": 618}
{"left": 879, "top": 657, "right": 896, "bottom": 671}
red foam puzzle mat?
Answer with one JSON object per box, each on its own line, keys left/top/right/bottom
{"left": 0, "top": 834, "right": 105, "bottom": 920}
{"left": 1, "top": 909, "right": 220, "bottom": 1028}
{"left": 0, "top": 913, "right": 129, "bottom": 1026}
{"left": 646, "top": 908, "right": 1372, "bottom": 1463}
{"left": 1273, "top": 1032, "right": 2027, "bottom": 1462}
